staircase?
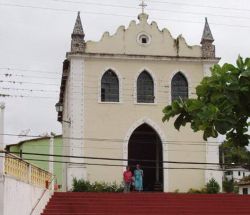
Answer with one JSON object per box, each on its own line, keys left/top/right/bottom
{"left": 42, "top": 192, "right": 250, "bottom": 215}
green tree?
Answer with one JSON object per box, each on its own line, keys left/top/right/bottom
{"left": 206, "top": 178, "right": 220, "bottom": 194}
{"left": 222, "top": 178, "right": 235, "bottom": 193}
{"left": 220, "top": 141, "right": 250, "bottom": 164}
{"left": 163, "top": 57, "right": 250, "bottom": 146}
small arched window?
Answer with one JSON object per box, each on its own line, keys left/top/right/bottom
{"left": 171, "top": 72, "right": 188, "bottom": 102}
{"left": 101, "top": 70, "right": 119, "bottom": 102}
{"left": 137, "top": 71, "right": 154, "bottom": 103}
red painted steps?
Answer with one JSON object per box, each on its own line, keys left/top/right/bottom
{"left": 42, "top": 192, "right": 250, "bottom": 215}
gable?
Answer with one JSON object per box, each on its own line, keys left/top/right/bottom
{"left": 86, "top": 13, "right": 202, "bottom": 58}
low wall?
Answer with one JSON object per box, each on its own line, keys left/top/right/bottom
{"left": 2, "top": 175, "right": 51, "bottom": 215}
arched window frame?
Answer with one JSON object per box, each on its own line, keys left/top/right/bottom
{"left": 134, "top": 69, "right": 157, "bottom": 104}
{"left": 169, "top": 71, "right": 190, "bottom": 104}
{"left": 99, "top": 68, "right": 122, "bottom": 103}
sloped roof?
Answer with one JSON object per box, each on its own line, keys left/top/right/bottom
{"left": 6, "top": 135, "right": 62, "bottom": 150}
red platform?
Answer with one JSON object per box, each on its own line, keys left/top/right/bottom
{"left": 42, "top": 192, "right": 250, "bottom": 215}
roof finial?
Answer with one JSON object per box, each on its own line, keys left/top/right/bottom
{"left": 139, "top": 0, "right": 147, "bottom": 14}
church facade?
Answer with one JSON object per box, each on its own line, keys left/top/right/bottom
{"left": 57, "top": 12, "right": 222, "bottom": 192}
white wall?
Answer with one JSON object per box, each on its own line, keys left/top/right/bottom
{"left": 225, "top": 168, "right": 250, "bottom": 182}
{"left": 239, "top": 185, "right": 250, "bottom": 195}
{"left": 1, "top": 175, "right": 51, "bottom": 215}
{"left": 0, "top": 101, "right": 6, "bottom": 215}
{"left": 205, "top": 138, "right": 223, "bottom": 191}
{"left": 233, "top": 170, "right": 250, "bottom": 181}
{"left": 64, "top": 56, "right": 86, "bottom": 191}
{"left": 0, "top": 175, "right": 4, "bottom": 215}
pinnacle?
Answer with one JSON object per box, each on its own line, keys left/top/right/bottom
{"left": 72, "top": 11, "right": 84, "bottom": 37}
{"left": 201, "top": 17, "right": 214, "bottom": 43}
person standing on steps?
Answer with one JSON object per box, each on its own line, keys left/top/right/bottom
{"left": 134, "top": 164, "right": 143, "bottom": 192}
{"left": 123, "top": 166, "right": 133, "bottom": 193}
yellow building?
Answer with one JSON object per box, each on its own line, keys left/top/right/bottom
{"left": 56, "top": 11, "right": 222, "bottom": 192}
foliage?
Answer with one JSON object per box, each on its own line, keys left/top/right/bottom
{"left": 187, "top": 178, "right": 220, "bottom": 194}
{"left": 240, "top": 175, "right": 250, "bottom": 182}
{"left": 206, "top": 178, "right": 220, "bottom": 194}
{"left": 163, "top": 56, "right": 250, "bottom": 147}
{"left": 174, "top": 189, "right": 180, "bottom": 193}
{"left": 223, "top": 178, "right": 235, "bottom": 193}
{"left": 187, "top": 188, "right": 207, "bottom": 194}
{"left": 220, "top": 141, "right": 250, "bottom": 165}
{"left": 72, "top": 178, "right": 91, "bottom": 192}
{"left": 72, "top": 178, "right": 123, "bottom": 192}
{"left": 233, "top": 186, "right": 239, "bottom": 194}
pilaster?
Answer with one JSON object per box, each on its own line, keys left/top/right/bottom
{"left": 0, "top": 102, "right": 5, "bottom": 215}
{"left": 0, "top": 102, "right": 5, "bottom": 176}
{"left": 205, "top": 138, "right": 223, "bottom": 190}
{"left": 49, "top": 135, "right": 54, "bottom": 189}
{"left": 66, "top": 56, "right": 86, "bottom": 191}
{"left": 203, "top": 62, "right": 222, "bottom": 189}
{"left": 203, "top": 63, "right": 213, "bottom": 77}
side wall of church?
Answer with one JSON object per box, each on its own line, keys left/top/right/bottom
{"left": 81, "top": 56, "right": 211, "bottom": 192}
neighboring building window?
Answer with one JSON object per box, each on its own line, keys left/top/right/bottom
{"left": 171, "top": 72, "right": 188, "bottom": 102}
{"left": 243, "top": 188, "right": 248, "bottom": 195}
{"left": 101, "top": 70, "right": 119, "bottom": 102}
{"left": 137, "top": 71, "right": 154, "bottom": 103}
{"left": 238, "top": 171, "right": 241, "bottom": 176}
{"left": 243, "top": 172, "right": 245, "bottom": 177}
{"left": 225, "top": 171, "right": 232, "bottom": 176}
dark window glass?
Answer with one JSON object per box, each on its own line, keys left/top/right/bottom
{"left": 101, "top": 70, "right": 119, "bottom": 102}
{"left": 137, "top": 71, "right": 154, "bottom": 103}
{"left": 225, "top": 171, "right": 232, "bottom": 176}
{"left": 171, "top": 72, "right": 188, "bottom": 102}
{"left": 142, "top": 37, "right": 147, "bottom": 43}
{"left": 243, "top": 188, "right": 248, "bottom": 195}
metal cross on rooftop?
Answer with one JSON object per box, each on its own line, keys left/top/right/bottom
{"left": 139, "top": 0, "right": 147, "bottom": 14}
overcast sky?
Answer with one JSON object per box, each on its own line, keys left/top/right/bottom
{"left": 0, "top": 0, "right": 249, "bottom": 145}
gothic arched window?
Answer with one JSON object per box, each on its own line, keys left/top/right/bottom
{"left": 171, "top": 72, "right": 188, "bottom": 102}
{"left": 101, "top": 70, "right": 119, "bottom": 102}
{"left": 137, "top": 71, "right": 154, "bottom": 103}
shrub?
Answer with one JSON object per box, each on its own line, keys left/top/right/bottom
{"left": 206, "top": 178, "right": 220, "bottom": 194}
{"left": 223, "top": 178, "right": 235, "bottom": 193}
{"left": 72, "top": 178, "right": 123, "bottom": 192}
{"left": 240, "top": 175, "right": 250, "bottom": 182}
{"left": 174, "top": 189, "right": 179, "bottom": 193}
{"left": 188, "top": 188, "right": 207, "bottom": 194}
{"left": 188, "top": 179, "right": 220, "bottom": 194}
{"left": 233, "top": 186, "right": 239, "bottom": 194}
{"left": 72, "top": 178, "right": 91, "bottom": 192}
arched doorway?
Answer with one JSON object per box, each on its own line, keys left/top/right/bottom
{"left": 128, "top": 124, "right": 163, "bottom": 191}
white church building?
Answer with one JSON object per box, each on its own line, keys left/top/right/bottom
{"left": 56, "top": 9, "right": 222, "bottom": 192}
